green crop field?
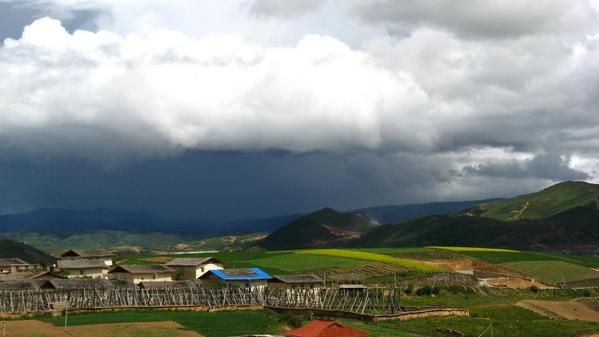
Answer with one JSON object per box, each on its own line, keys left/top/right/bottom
{"left": 297, "top": 249, "right": 441, "bottom": 272}
{"left": 247, "top": 253, "right": 365, "bottom": 272}
{"left": 431, "top": 246, "right": 599, "bottom": 267}
{"left": 356, "top": 247, "right": 464, "bottom": 260}
{"left": 500, "top": 261, "right": 599, "bottom": 285}
{"left": 40, "top": 310, "right": 285, "bottom": 337}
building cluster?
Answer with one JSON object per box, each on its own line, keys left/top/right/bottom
{"left": 0, "top": 250, "right": 326, "bottom": 292}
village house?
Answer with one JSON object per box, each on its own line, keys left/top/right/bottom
{"left": 198, "top": 268, "right": 271, "bottom": 289}
{"left": 29, "top": 271, "right": 67, "bottom": 281}
{"left": 0, "top": 258, "right": 41, "bottom": 276}
{"left": 0, "top": 280, "right": 41, "bottom": 292}
{"left": 38, "top": 278, "right": 136, "bottom": 290}
{"left": 284, "top": 320, "right": 368, "bottom": 337}
{"left": 138, "top": 280, "right": 196, "bottom": 290}
{"left": 60, "top": 249, "right": 115, "bottom": 266}
{"left": 108, "top": 265, "right": 174, "bottom": 284}
{"left": 57, "top": 259, "right": 109, "bottom": 279}
{"left": 268, "top": 274, "right": 324, "bottom": 290}
{"left": 166, "top": 257, "right": 224, "bottom": 280}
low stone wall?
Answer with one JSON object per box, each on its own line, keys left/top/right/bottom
{"left": 373, "top": 308, "right": 469, "bottom": 321}
{"left": 268, "top": 306, "right": 469, "bottom": 322}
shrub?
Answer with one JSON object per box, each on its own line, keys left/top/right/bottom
{"left": 530, "top": 285, "right": 539, "bottom": 293}
{"left": 404, "top": 284, "right": 414, "bottom": 295}
{"left": 416, "top": 285, "right": 439, "bottom": 296}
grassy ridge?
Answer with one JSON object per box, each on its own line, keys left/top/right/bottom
{"left": 5, "top": 231, "right": 264, "bottom": 254}
{"left": 429, "top": 246, "right": 520, "bottom": 253}
{"left": 479, "top": 181, "right": 599, "bottom": 221}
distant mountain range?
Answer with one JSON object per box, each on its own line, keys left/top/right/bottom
{"left": 261, "top": 181, "right": 599, "bottom": 252}
{"left": 4, "top": 181, "right": 597, "bottom": 253}
{"left": 0, "top": 199, "right": 490, "bottom": 236}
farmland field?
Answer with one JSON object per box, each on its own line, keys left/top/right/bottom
{"left": 13, "top": 245, "right": 599, "bottom": 337}
{"left": 40, "top": 310, "right": 286, "bottom": 337}
{"left": 297, "top": 249, "right": 440, "bottom": 272}
{"left": 247, "top": 253, "right": 365, "bottom": 272}
{"left": 500, "top": 261, "right": 599, "bottom": 285}
{"left": 3, "top": 320, "right": 201, "bottom": 337}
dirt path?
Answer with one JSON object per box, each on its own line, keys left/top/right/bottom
{"left": 1, "top": 320, "right": 203, "bottom": 337}
{"left": 517, "top": 299, "right": 599, "bottom": 322}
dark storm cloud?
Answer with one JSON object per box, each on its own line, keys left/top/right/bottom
{"left": 0, "top": 149, "right": 557, "bottom": 221}
{"left": 463, "top": 153, "right": 589, "bottom": 181}
{"left": 249, "top": 0, "right": 324, "bottom": 18}
{"left": 353, "top": 0, "right": 595, "bottom": 39}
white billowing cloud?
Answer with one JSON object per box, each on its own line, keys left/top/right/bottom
{"left": 0, "top": 0, "right": 598, "bottom": 184}
{"left": 0, "top": 17, "right": 434, "bottom": 161}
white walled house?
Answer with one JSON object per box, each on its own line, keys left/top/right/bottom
{"left": 108, "top": 265, "right": 174, "bottom": 284}
{"left": 57, "top": 259, "right": 109, "bottom": 279}
{"left": 166, "top": 257, "right": 224, "bottom": 280}
{"left": 0, "top": 258, "right": 40, "bottom": 275}
{"left": 60, "top": 249, "right": 115, "bottom": 267}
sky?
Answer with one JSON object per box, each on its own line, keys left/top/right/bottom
{"left": 0, "top": 0, "right": 598, "bottom": 221}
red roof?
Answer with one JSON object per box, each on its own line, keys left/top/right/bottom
{"left": 284, "top": 320, "right": 368, "bottom": 337}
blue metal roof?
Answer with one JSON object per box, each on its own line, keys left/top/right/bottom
{"left": 209, "top": 268, "right": 272, "bottom": 281}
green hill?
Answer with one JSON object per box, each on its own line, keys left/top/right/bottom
{"left": 259, "top": 208, "right": 379, "bottom": 250}
{"left": 0, "top": 240, "right": 56, "bottom": 266}
{"left": 352, "top": 204, "right": 599, "bottom": 250}
{"left": 471, "top": 181, "right": 599, "bottom": 221}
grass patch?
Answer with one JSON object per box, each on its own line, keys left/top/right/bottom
{"left": 344, "top": 304, "right": 599, "bottom": 337}
{"left": 247, "top": 253, "right": 364, "bottom": 272}
{"left": 500, "top": 261, "right": 599, "bottom": 285}
{"left": 429, "top": 246, "right": 520, "bottom": 253}
{"left": 39, "top": 310, "right": 285, "bottom": 337}
{"left": 297, "top": 249, "right": 441, "bottom": 272}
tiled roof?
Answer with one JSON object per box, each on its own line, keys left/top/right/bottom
{"left": 0, "top": 281, "right": 40, "bottom": 291}
{"left": 166, "top": 257, "right": 223, "bottom": 267}
{"left": 284, "top": 320, "right": 368, "bottom": 337}
{"left": 57, "top": 259, "right": 107, "bottom": 269}
{"left": 41, "top": 279, "right": 114, "bottom": 290}
{"left": 0, "top": 258, "right": 33, "bottom": 266}
{"left": 139, "top": 280, "right": 196, "bottom": 289}
{"left": 61, "top": 249, "right": 115, "bottom": 258}
{"left": 270, "top": 274, "right": 323, "bottom": 284}
{"left": 109, "top": 265, "right": 174, "bottom": 274}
